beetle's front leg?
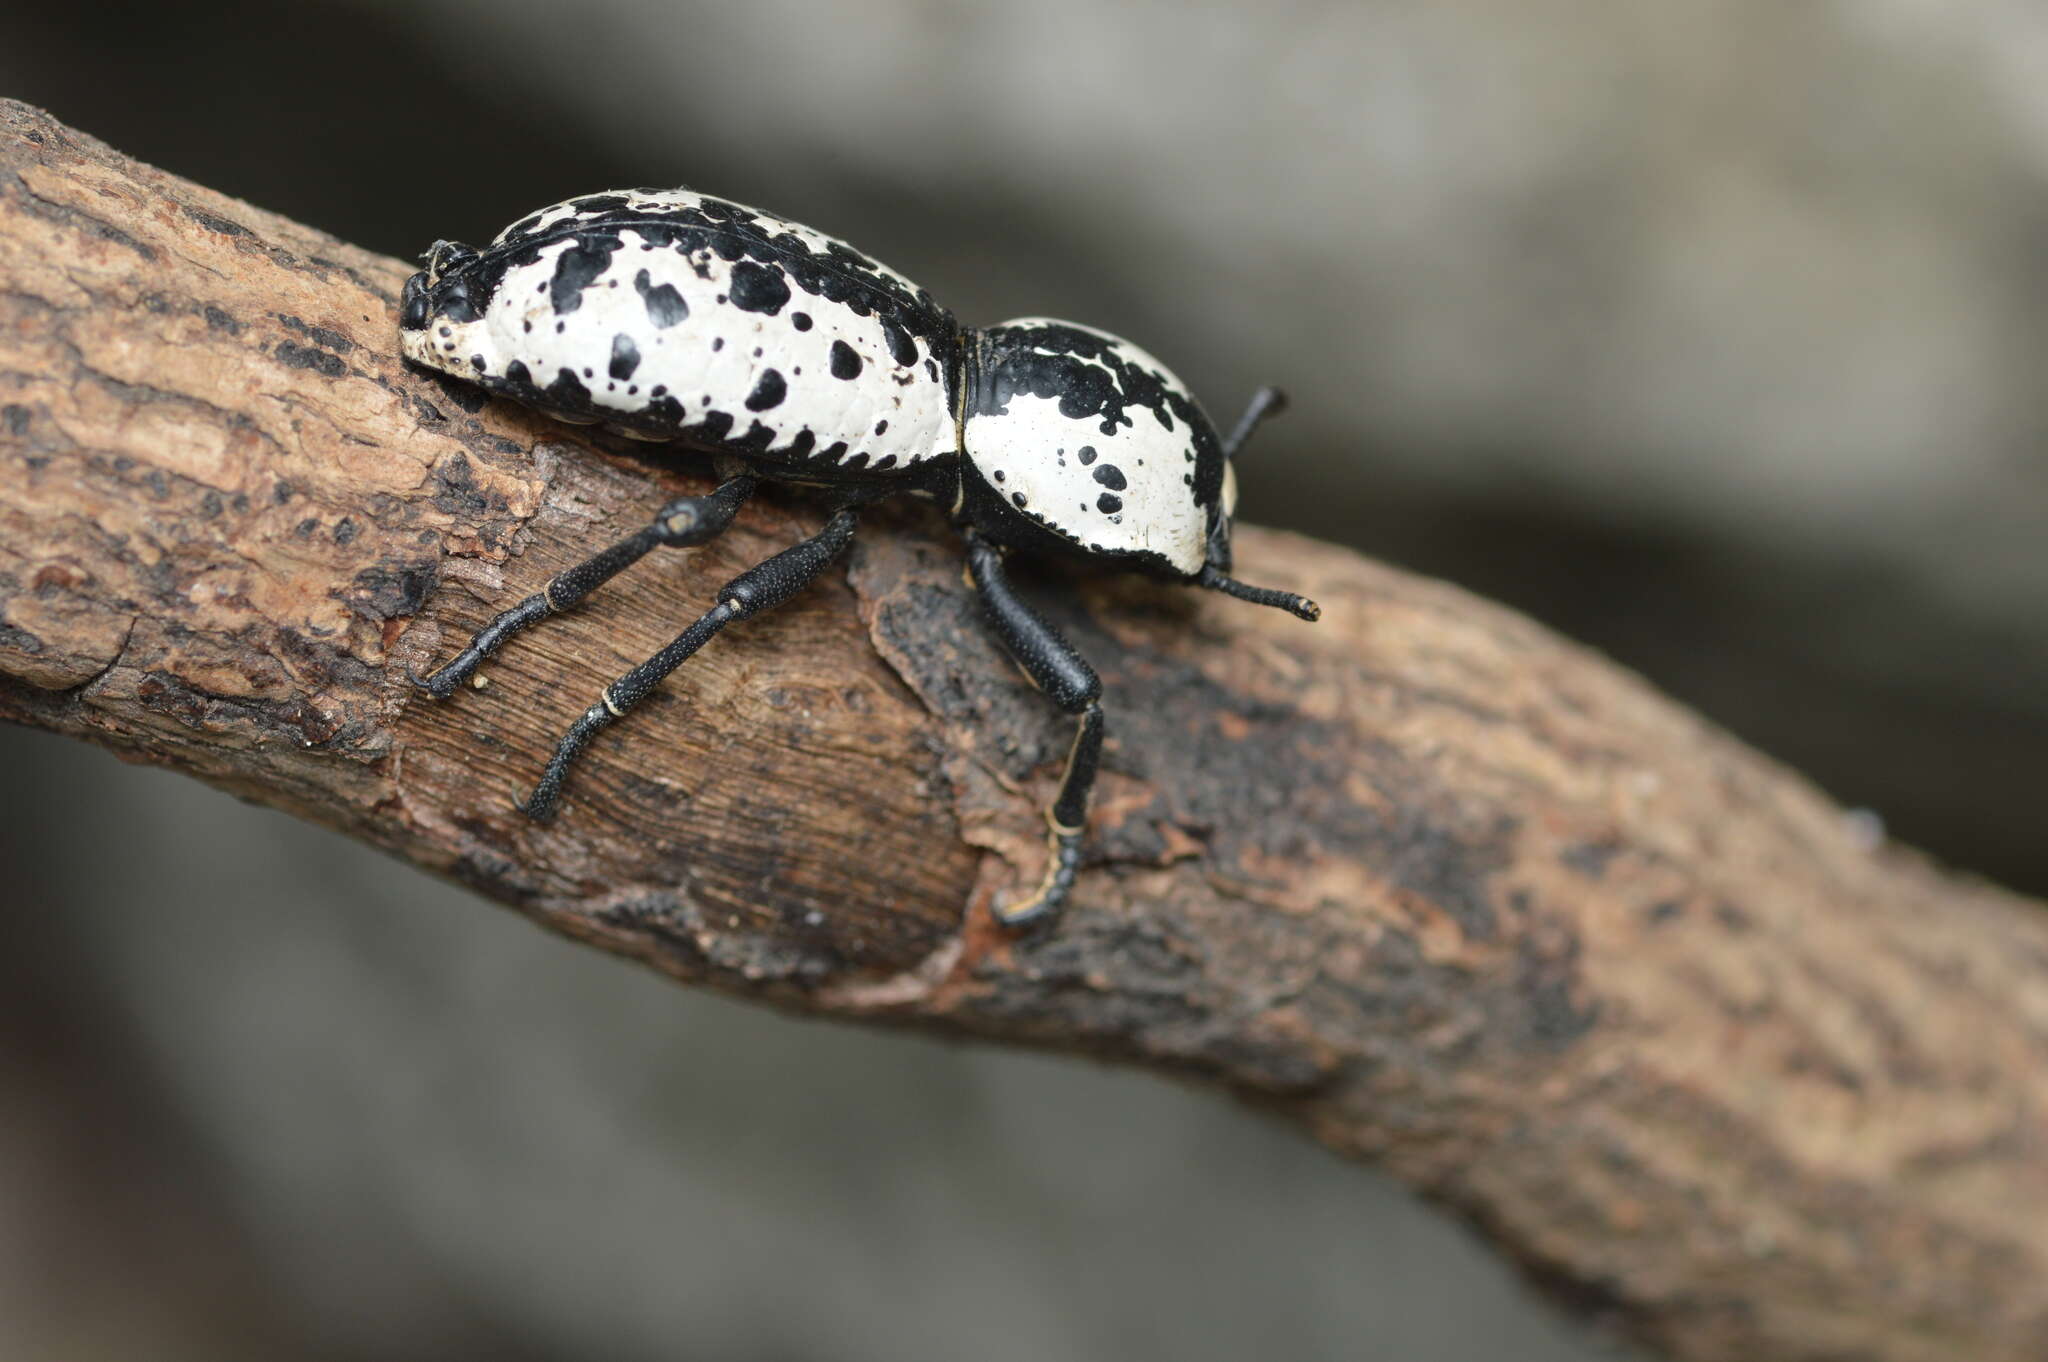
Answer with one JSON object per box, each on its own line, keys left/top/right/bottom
{"left": 963, "top": 531, "right": 1106, "bottom": 928}
{"left": 412, "top": 475, "right": 758, "bottom": 698}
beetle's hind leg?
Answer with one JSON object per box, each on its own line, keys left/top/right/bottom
{"left": 963, "top": 532, "right": 1106, "bottom": 929}
{"left": 412, "top": 475, "right": 759, "bottom": 698}
{"left": 520, "top": 507, "right": 859, "bottom": 821}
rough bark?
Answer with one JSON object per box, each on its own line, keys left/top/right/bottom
{"left": 3, "top": 100, "right": 2046, "bottom": 1362}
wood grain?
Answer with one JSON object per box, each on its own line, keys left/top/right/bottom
{"left": 3, "top": 100, "right": 2046, "bottom": 1362}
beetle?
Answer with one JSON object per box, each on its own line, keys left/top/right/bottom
{"left": 398, "top": 188, "right": 1316, "bottom": 926}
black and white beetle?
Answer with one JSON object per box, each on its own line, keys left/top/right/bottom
{"left": 399, "top": 188, "right": 1317, "bottom": 926}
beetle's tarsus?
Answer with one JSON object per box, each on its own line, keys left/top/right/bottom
{"left": 411, "top": 590, "right": 553, "bottom": 696}
{"left": 996, "top": 825, "right": 1085, "bottom": 927}
{"left": 521, "top": 700, "right": 611, "bottom": 821}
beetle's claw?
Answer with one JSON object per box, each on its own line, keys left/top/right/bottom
{"left": 993, "top": 826, "right": 1083, "bottom": 929}
{"left": 408, "top": 665, "right": 462, "bottom": 699}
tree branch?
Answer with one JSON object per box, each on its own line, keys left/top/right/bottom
{"left": 3, "top": 100, "right": 2046, "bottom": 1362}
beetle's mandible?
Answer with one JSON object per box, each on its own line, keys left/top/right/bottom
{"left": 398, "top": 188, "right": 1317, "bottom": 926}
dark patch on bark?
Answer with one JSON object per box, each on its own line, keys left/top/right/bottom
{"left": 279, "top": 313, "right": 355, "bottom": 353}
{"left": 7, "top": 170, "right": 157, "bottom": 260}
{"left": 429, "top": 453, "right": 491, "bottom": 518}
{"left": 1561, "top": 841, "right": 1621, "bottom": 880}
{"left": 275, "top": 340, "right": 346, "bottom": 378}
{"left": 0, "top": 623, "right": 44, "bottom": 655}
{"left": 344, "top": 563, "right": 434, "bottom": 621}
{"left": 184, "top": 205, "right": 252, "bottom": 238}
{"left": 1515, "top": 923, "right": 1600, "bottom": 1050}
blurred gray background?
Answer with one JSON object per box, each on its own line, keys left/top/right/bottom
{"left": 4, "top": 1, "right": 2045, "bottom": 1357}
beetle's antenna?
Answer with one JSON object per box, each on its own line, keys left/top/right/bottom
{"left": 1198, "top": 564, "right": 1320, "bottom": 621}
{"left": 1223, "top": 386, "right": 1289, "bottom": 459}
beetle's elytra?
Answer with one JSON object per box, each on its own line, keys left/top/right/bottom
{"left": 399, "top": 188, "right": 1316, "bottom": 927}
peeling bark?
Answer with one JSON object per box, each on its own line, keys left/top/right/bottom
{"left": 3, "top": 100, "right": 2046, "bottom": 1362}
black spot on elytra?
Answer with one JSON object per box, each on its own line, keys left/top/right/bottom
{"left": 1091, "top": 464, "right": 1127, "bottom": 491}
{"left": 1097, "top": 492, "right": 1123, "bottom": 514}
{"left": 1077, "top": 445, "right": 1098, "bottom": 465}
{"left": 874, "top": 419, "right": 889, "bottom": 435}
{"left": 1012, "top": 491, "right": 1028, "bottom": 508}
{"left": 829, "top": 340, "right": 863, "bottom": 380}
{"left": 632, "top": 268, "right": 688, "bottom": 327}
{"left": 547, "top": 366, "right": 591, "bottom": 407}
{"left": 792, "top": 312, "right": 813, "bottom": 331}
{"left": 728, "top": 260, "right": 790, "bottom": 314}
{"left": 609, "top": 333, "right": 642, "bottom": 380}
{"left": 549, "top": 236, "right": 618, "bottom": 315}
{"left": 732, "top": 419, "right": 778, "bottom": 453}
{"left": 877, "top": 314, "right": 918, "bottom": 367}
{"left": 745, "top": 368, "right": 788, "bottom": 411}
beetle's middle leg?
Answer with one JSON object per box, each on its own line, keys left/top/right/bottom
{"left": 963, "top": 531, "right": 1105, "bottom": 928}
{"left": 413, "top": 474, "right": 759, "bottom": 698}
{"left": 520, "top": 507, "right": 859, "bottom": 821}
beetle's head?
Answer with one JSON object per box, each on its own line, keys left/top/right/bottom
{"left": 397, "top": 240, "right": 488, "bottom": 371}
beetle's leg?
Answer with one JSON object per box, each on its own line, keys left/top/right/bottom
{"left": 412, "top": 475, "right": 758, "bottom": 698}
{"left": 521, "top": 507, "right": 858, "bottom": 821}
{"left": 963, "top": 531, "right": 1105, "bottom": 928}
